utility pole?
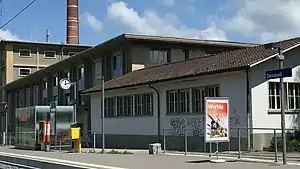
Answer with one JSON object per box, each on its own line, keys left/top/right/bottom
{"left": 264, "top": 42, "right": 287, "bottom": 165}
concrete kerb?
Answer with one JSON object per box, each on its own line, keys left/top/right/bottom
{"left": 165, "top": 152, "right": 300, "bottom": 166}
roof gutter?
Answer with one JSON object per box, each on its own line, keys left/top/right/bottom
{"left": 250, "top": 43, "right": 300, "bottom": 67}
{"left": 149, "top": 84, "right": 161, "bottom": 143}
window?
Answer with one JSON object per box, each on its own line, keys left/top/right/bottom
{"left": 33, "top": 86, "right": 39, "bottom": 105}
{"left": 167, "top": 89, "right": 190, "bottom": 114}
{"left": 94, "top": 60, "right": 102, "bottom": 85}
{"left": 135, "top": 93, "right": 153, "bottom": 116}
{"left": 43, "top": 82, "right": 47, "bottom": 89}
{"left": 19, "top": 90, "right": 24, "bottom": 107}
{"left": 116, "top": 95, "right": 133, "bottom": 116}
{"left": 167, "top": 85, "right": 219, "bottom": 114}
{"left": 112, "top": 56, "right": 117, "bottom": 70}
{"left": 68, "top": 52, "right": 77, "bottom": 57}
{"left": 103, "top": 92, "right": 153, "bottom": 117}
{"left": 104, "top": 97, "right": 115, "bottom": 117}
{"left": 78, "top": 67, "right": 84, "bottom": 79}
{"left": 44, "top": 51, "right": 56, "bottom": 58}
{"left": 19, "top": 49, "right": 31, "bottom": 57}
{"left": 150, "top": 49, "right": 169, "bottom": 65}
{"left": 269, "top": 82, "right": 300, "bottom": 110}
{"left": 53, "top": 76, "right": 58, "bottom": 86}
{"left": 19, "top": 68, "right": 31, "bottom": 76}
{"left": 26, "top": 88, "right": 30, "bottom": 106}
{"left": 183, "top": 49, "right": 190, "bottom": 60}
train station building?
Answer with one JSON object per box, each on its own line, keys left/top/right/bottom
{"left": 5, "top": 33, "right": 298, "bottom": 151}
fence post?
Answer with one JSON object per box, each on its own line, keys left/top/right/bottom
{"left": 184, "top": 130, "right": 187, "bottom": 155}
{"left": 8, "top": 133, "right": 11, "bottom": 146}
{"left": 274, "top": 129, "right": 278, "bottom": 162}
{"left": 93, "top": 131, "right": 96, "bottom": 152}
{"left": 238, "top": 128, "right": 241, "bottom": 159}
{"left": 209, "top": 142, "right": 212, "bottom": 157}
{"left": 163, "top": 131, "right": 166, "bottom": 154}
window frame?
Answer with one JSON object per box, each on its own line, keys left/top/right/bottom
{"left": 149, "top": 48, "right": 170, "bottom": 65}
{"left": 268, "top": 81, "right": 300, "bottom": 111}
{"left": 19, "top": 68, "right": 31, "bottom": 77}
{"left": 44, "top": 51, "right": 56, "bottom": 59}
{"left": 19, "top": 49, "right": 31, "bottom": 58}
{"left": 166, "top": 85, "right": 220, "bottom": 114}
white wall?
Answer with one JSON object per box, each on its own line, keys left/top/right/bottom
{"left": 250, "top": 47, "right": 300, "bottom": 133}
{"left": 90, "top": 70, "right": 248, "bottom": 138}
{"left": 90, "top": 87, "right": 158, "bottom": 135}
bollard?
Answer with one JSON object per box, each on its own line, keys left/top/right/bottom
{"left": 274, "top": 129, "right": 278, "bottom": 162}
{"left": 184, "top": 130, "right": 187, "bottom": 155}
{"left": 163, "top": 131, "right": 166, "bottom": 154}
{"left": 93, "top": 131, "right": 96, "bottom": 152}
{"left": 238, "top": 128, "right": 241, "bottom": 159}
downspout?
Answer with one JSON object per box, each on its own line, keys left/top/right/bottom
{"left": 149, "top": 84, "right": 161, "bottom": 143}
{"left": 246, "top": 68, "right": 253, "bottom": 151}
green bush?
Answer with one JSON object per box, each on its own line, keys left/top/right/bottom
{"left": 269, "top": 130, "right": 300, "bottom": 152}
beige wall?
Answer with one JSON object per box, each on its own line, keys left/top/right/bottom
{"left": 130, "top": 44, "right": 205, "bottom": 70}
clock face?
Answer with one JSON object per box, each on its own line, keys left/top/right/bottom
{"left": 59, "top": 78, "right": 71, "bottom": 90}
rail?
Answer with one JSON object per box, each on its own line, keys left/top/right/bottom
{"left": 0, "top": 160, "right": 40, "bottom": 169}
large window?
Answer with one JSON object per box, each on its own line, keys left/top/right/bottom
{"left": 103, "top": 92, "right": 153, "bottom": 117}
{"left": 25, "top": 88, "right": 30, "bottom": 106}
{"left": 167, "top": 85, "right": 219, "bottom": 114}
{"left": 150, "top": 49, "right": 169, "bottom": 65}
{"left": 116, "top": 95, "right": 133, "bottom": 116}
{"left": 104, "top": 97, "right": 115, "bottom": 117}
{"left": 135, "top": 93, "right": 153, "bottom": 116}
{"left": 269, "top": 82, "right": 300, "bottom": 110}
{"left": 33, "top": 86, "right": 39, "bottom": 105}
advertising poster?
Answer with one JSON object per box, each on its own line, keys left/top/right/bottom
{"left": 205, "top": 97, "right": 229, "bottom": 143}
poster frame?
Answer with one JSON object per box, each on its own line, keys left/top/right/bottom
{"left": 204, "top": 97, "right": 230, "bottom": 143}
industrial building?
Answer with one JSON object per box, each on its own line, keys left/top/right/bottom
{"left": 2, "top": 33, "right": 257, "bottom": 136}
{"left": 0, "top": 40, "right": 91, "bottom": 133}
{"left": 0, "top": 0, "right": 91, "bottom": 133}
{"left": 82, "top": 36, "right": 300, "bottom": 151}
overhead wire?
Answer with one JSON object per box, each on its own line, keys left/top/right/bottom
{"left": 0, "top": 0, "right": 37, "bottom": 29}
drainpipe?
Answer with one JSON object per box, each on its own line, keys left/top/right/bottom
{"left": 149, "top": 84, "right": 161, "bottom": 143}
{"left": 246, "top": 68, "right": 253, "bottom": 151}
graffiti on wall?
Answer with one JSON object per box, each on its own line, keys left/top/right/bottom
{"left": 169, "top": 116, "right": 203, "bottom": 136}
{"left": 169, "top": 109, "right": 241, "bottom": 136}
{"left": 229, "top": 109, "right": 240, "bottom": 125}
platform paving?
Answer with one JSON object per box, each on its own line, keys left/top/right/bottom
{"left": 0, "top": 147, "right": 299, "bottom": 169}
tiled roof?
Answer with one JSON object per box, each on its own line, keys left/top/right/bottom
{"left": 82, "top": 37, "right": 300, "bottom": 94}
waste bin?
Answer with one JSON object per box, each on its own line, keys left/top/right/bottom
{"left": 148, "top": 143, "right": 161, "bottom": 155}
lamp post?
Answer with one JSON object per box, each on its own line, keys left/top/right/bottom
{"left": 97, "top": 76, "right": 105, "bottom": 153}
{"left": 264, "top": 42, "right": 287, "bottom": 165}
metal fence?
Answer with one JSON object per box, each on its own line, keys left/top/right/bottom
{"left": 1, "top": 128, "right": 300, "bottom": 163}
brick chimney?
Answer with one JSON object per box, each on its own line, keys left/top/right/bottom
{"left": 67, "top": 0, "right": 79, "bottom": 44}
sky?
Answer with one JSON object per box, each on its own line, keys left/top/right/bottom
{"left": 1, "top": 0, "right": 300, "bottom": 46}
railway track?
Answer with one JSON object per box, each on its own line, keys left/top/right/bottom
{"left": 0, "top": 160, "right": 40, "bottom": 169}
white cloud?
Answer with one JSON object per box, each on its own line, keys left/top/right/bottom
{"left": 107, "top": 1, "right": 227, "bottom": 40}
{"left": 219, "top": 0, "right": 300, "bottom": 43}
{"left": 80, "top": 12, "right": 103, "bottom": 32}
{"left": 0, "top": 29, "right": 19, "bottom": 40}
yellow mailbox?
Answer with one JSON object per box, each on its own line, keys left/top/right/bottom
{"left": 69, "top": 127, "right": 80, "bottom": 140}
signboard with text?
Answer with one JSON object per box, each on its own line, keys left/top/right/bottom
{"left": 205, "top": 97, "right": 230, "bottom": 143}
{"left": 265, "top": 68, "right": 292, "bottom": 80}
